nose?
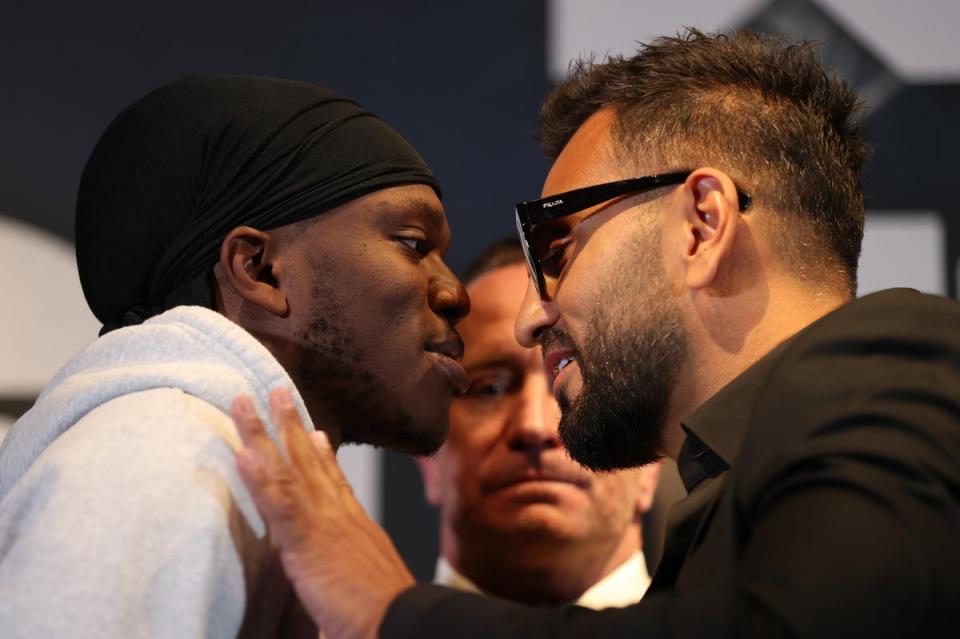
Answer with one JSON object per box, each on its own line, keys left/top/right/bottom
{"left": 505, "top": 374, "right": 562, "bottom": 453}
{"left": 515, "top": 277, "right": 558, "bottom": 347}
{"left": 429, "top": 257, "right": 470, "bottom": 325}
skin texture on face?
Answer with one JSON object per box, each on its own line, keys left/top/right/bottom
{"left": 219, "top": 184, "right": 469, "bottom": 455}
{"left": 515, "top": 110, "right": 688, "bottom": 470}
{"left": 545, "top": 229, "right": 688, "bottom": 471}
{"left": 419, "top": 263, "right": 659, "bottom": 605}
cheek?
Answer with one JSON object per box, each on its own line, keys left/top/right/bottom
{"left": 362, "top": 272, "right": 425, "bottom": 324}
{"left": 446, "top": 406, "right": 505, "bottom": 482}
{"left": 435, "top": 448, "right": 481, "bottom": 517}
{"left": 558, "top": 237, "right": 620, "bottom": 321}
{"left": 337, "top": 262, "right": 429, "bottom": 353}
{"left": 351, "top": 237, "right": 426, "bottom": 298}
{"left": 590, "top": 475, "right": 639, "bottom": 522}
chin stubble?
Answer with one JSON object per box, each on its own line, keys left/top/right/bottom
{"left": 294, "top": 279, "right": 443, "bottom": 456}
{"left": 554, "top": 228, "right": 688, "bottom": 471}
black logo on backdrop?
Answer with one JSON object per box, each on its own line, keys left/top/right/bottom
{"left": 747, "top": 0, "right": 960, "bottom": 298}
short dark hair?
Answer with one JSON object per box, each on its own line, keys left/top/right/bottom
{"left": 539, "top": 29, "right": 869, "bottom": 295}
{"left": 461, "top": 237, "right": 526, "bottom": 285}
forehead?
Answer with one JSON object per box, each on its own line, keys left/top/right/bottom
{"left": 542, "top": 108, "right": 624, "bottom": 197}
{"left": 311, "top": 183, "right": 446, "bottom": 232}
{"left": 363, "top": 183, "right": 446, "bottom": 224}
{"left": 462, "top": 264, "right": 529, "bottom": 334}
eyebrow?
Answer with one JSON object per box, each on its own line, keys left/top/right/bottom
{"left": 373, "top": 198, "right": 444, "bottom": 227}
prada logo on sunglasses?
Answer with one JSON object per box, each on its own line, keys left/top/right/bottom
{"left": 542, "top": 199, "right": 564, "bottom": 208}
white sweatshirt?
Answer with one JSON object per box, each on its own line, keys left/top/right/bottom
{"left": 0, "top": 306, "right": 315, "bottom": 638}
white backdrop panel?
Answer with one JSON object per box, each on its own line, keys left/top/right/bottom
{"left": 859, "top": 212, "right": 946, "bottom": 296}
{"left": 549, "top": 0, "right": 960, "bottom": 81}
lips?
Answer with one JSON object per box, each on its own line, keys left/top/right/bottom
{"left": 484, "top": 463, "right": 591, "bottom": 493}
{"left": 542, "top": 348, "right": 578, "bottom": 392}
{"left": 425, "top": 335, "right": 469, "bottom": 395}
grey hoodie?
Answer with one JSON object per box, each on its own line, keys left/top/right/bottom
{"left": 0, "top": 306, "right": 315, "bottom": 638}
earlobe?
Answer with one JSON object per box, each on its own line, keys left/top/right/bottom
{"left": 219, "top": 226, "right": 289, "bottom": 317}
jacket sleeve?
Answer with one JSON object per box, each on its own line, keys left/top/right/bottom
{"left": 0, "top": 390, "right": 272, "bottom": 639}
{"left": 381, "top": 474, "right": 955, "bottom": 639}
{"left": 379, "top": 293, "right": 960, "bottom": 639}
{"left": 379, "top": 354, "right": 960, "bottom": 639}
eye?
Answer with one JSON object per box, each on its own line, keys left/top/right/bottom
{"left": 472, "top": 380, "right": 508, "bottom": 396}
{"left": 397, "top": 235, "right": 430, "bottom": 256}
{"left": 464, "top": 371, "right": 515, "bottom": 400}
{"left": 540, "top": 237, "right": 574, "bottom": 279}
{"left": 529, "top": 219, "right": 575, "bottom": 279}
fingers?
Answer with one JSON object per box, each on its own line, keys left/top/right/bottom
{"left": 234, "top": 388, "right": 366, "bottom": 520}
{"left": 232, "top": 395, "right": 285, "bottom": 470}
{"left": 306, "top": 430, "right": 338, "bottom": 471}
{"left": 308, "top": 429, "right": 331, "bottom": 452}
{"left": 233, "top": 394, "right": 306, "bottom": 541}
{"left": 269, "top": 388, "right": 318, "bottom": 471}
{"left": 301, "top": 425, "right": 365, "bottom": 517}
{"left": 266, "top": 388, "right": 353, "bottom": 490}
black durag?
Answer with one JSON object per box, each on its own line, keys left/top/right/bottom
{"left": 76, "top": 75, "right": 439, "bottom": 335}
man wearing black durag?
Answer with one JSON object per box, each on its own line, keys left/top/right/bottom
{"left": 0, "top": 76, "right": 470, "bottom": 638}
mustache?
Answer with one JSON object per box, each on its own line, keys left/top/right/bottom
{"left": 538, "top": 326, "right": 578, "bottom": 359}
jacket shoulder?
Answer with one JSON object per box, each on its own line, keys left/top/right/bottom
{"left": 733, "top": 289, "right": 960, "bottom": 501}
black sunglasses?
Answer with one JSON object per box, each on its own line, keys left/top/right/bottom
{"left": 514, "top": 171, "right": 752, "bottom": 300}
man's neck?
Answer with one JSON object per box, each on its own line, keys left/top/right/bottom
{"left": 662, "top": 279, "right": 848, "bottom": 460}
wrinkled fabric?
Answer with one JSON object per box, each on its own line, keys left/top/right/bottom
{"left": 0, "top": 306, "right": 317, "bottom": 637}
{"left": 380, "top": 289, "right": 960, "bottom": 639}
{"left": 76, "top": 75, "right": 438, "bottom": 334}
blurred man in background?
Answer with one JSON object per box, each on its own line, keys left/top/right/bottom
{"left": 418, "top": 239, "right": 660, "bottom": 607}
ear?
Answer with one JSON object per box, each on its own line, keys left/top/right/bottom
{"left": 634, "top": 461, "right": 662, "bottom": 516}
{"left": 415, "top": 455, "right": 443, "bottom": 507}
{"left": 218, "top": 225, "right": 289, "bottom": 317}
{"left": 678, "top": 168, "right": 743, "bottom": 290}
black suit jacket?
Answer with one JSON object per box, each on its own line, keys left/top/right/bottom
{"left": 381, "top": 289, "right": 960, "bottom": 639}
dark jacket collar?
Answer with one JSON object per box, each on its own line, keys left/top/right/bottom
{"left": 677, "top": 338, "right": 790, "bottom": 492}
{"left": 675, "top": 289, "right": 927, "bottom": 493}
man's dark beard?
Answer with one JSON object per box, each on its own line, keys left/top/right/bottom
{"left": 293, "top": 280, "right": 445, "bottom": 456}
{"left": 554, "top": 309, "right": 686, "bottom": 471}
{"left": 544, "top": 238, "right": 688, "bottom": 471}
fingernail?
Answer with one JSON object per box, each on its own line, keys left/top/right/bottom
{"left": 234, "top": 396, "right": 254, "bottom": 417}
{"left": 272, "top": 387, "right": 293, "bottom": 409}
{"left": 312, "top": 430, "right": 331, "bottom": 448}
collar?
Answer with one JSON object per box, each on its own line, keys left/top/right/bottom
{"left": 433, "top": 556, "right": 483, "bottom": 596}
{"left": 677, "top": 338, "right": 789, "bottom": 493}
{"left": 574, "top": 552, "right": 650, "bottom": 609}
{"left": 433, "top": 552, "right": 651, "bottom": 610}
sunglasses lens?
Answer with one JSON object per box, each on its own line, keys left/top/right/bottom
{"left": 527, "top": 222, "right": 556, "bottom": 275}
{"left": 530, "top": 219, "right": 578, "bottom": 299}
{"left": 516, "top": 213, "right": 544, "bottom": 298}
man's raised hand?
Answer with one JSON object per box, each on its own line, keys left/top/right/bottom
{"left": 232, "top": 388, "right": 415, "bottom": 639}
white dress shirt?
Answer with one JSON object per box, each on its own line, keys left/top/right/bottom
{"left": 434, "top": 551, "right": 651, "bottom": 609}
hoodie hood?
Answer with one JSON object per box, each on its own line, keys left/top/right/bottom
{"left": 0, "top": 306, "right": 313, "bottom": 501}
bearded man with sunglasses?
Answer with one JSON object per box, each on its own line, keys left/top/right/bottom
{"left": 229, "top": 30, "right": 960, "bottom": 639}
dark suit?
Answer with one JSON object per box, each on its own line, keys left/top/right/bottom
{"left": 381, "top": 289, "right": 960, "bottom": 639}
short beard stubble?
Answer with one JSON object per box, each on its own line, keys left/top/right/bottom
{"left": 293, "top": 278, "right": 445, "bottom": 456}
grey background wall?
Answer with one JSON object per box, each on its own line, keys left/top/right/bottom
{"left": 2, "top": 0, "right": 957, "bottom": 580}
